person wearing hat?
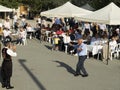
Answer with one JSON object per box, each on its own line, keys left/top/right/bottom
{"left": 1, "top": 41, "right": 17, "bottom": 89}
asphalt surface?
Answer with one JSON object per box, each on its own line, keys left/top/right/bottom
{"left": 0, "top": 38, "right": 120, "bottom": 90}
{"left": 0, "top": 19, "right": 120, "bottom": 90}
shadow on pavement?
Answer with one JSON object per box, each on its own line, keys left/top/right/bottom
{"left": 18, "top": 59, "right": 46, "bottom": 90}
{"left": 53, "top": 60, "right": 75, "bottom": 75}
{"left": 44, "top": 45, "right": 52, "bottom": 50}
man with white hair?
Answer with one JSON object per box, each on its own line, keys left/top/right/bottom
{"left": 71, "top": 39, "right": 88, "bottom": 77}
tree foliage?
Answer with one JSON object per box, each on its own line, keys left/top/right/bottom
{"left": 0, "top": 0, "right": 19, "bottom": 8}
{"left": 0, "top": 0, "right": 120, "bottom": 14}
{"left": 90, "top": 0, "right": 120, "bottom": 9}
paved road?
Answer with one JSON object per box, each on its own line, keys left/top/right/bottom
{"left": 0, "top": 39, "right": 120, "bottom": 90}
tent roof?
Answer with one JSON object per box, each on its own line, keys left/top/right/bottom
{"left": 76, "top": 2, "right": 120, "bottom": 25}
{"left": 0, "top": 5, "right": 12, "bottom": 12}
{"left": 81, "top": 4, "right": 95, "bottom": 11}
{"left": 41, "top": 2, "right": 93, "bottom": 17}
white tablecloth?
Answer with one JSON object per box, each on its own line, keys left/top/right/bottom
{"left": 87, "top": 45, "right": 103, "bottom": 55}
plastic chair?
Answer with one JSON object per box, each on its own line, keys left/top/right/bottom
{"left": 110, "top": 45, "right": 118, "bottom": 60}
{"left": 97, "top": 49, "right": 102, "bottom": 60}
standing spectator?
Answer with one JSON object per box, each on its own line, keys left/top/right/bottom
{"left": 1, "top": 41, "right": 17, "bottom": 89}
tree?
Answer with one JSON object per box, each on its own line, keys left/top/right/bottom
{"left": 1, "top": 0, "right": 120, "bottom": 16}
{"left": 71, "top": 0, "right": 89, "bottom": 6}
{"left": 90, "top": 0, "right": 120, "bottom": 10}
{"left": 0, "top": 0, "right": 19, "bottom": 9}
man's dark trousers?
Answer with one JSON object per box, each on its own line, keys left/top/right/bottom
{"left": 76, "top": 55, "right": 88, "bottom": 75}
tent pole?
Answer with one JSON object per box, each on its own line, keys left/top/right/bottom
{"left": 106, "top": 39, "right": 109, "bottom": 65}
{"left": 106, "top": 25, "right": 111, "bottom": 65}
{"left": 5, "top": 12, "right": 6, "bottom": 19}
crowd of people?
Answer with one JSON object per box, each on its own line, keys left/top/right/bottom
{"left": 0, "top": 14, "right": 120, "bottom": 59}
{"left": 37, "top": 17, "right": 120, "bottom": 60}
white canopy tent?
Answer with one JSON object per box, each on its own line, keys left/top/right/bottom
{"left": 0, "top": 5, "right": 12, "bottom": 12}
{"left": 76, "top": 2, "right": 120, "bottom": 25}
{"left": 41, "top": 2, "right": 93, "bottom": 17}
{"left": 0, "top": 5, "right": 13, "bottom": 19}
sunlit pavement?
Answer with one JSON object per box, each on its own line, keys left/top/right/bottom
{"left": 0, "top": 19, "right": 120, "bottom": 90}
{"left": 0, "top": 38, "right": 120, "bottom": 90}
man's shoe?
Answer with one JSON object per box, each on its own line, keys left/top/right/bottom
{"left": 74, "top": 73, "right": 82, "bottom": 76}
{"left": 6, "top": 86, "right": 14, "bottom": 89}
{"left": 2, "top": 84, "right": 6, "bottom": 88}
{"left": 82, "top": 74, "right": 88, "bottom": 77}
{"left": 74, "top": 73, "right": 79, "bottom": 76}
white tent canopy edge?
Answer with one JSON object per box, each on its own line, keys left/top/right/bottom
{"left": 41, "top": 2, "right": 93, "bottom": 18}
{"left": 75, "top": 2, "right": 120, "bottom": 25}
